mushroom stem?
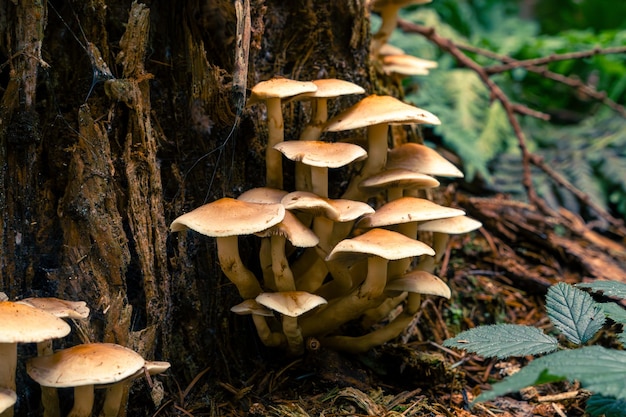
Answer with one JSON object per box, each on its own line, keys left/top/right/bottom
{"left": 68, "top": 385, "right": 94, "bottom": 417}
{"left": 417, "top": 232, "right": 448, "bottom": 273}
{"left": 101, "top": 381, "right": 126, "bottom": 417}
{"left": 0, "top": 343, "right": 16, "bottom": 417}
{"left": 370, "top": 5, "right": 402, "bottom": 57}
{"left": 310, "top": 166, "right": 328, "bottom": 198}
{"left": 294, "top": 252, "right": 329, "bottom": 293}
{"left": 299, "top": 98, "right": 329, "bottom": 142}
{"left": 361, "top": 291, "right": 408, "bottom": 328}
{"left": 320, "top": 312, "right": 413, "bottom": 353}
{"left": 216, "top": 236, "right": 263, "bottom": 299}
{"left": 388, "top": 222, "right": 418, "bottom": 278}
{"left": 271, "top": 235, "right": 296, "bottom": 292}
{"left": 265, "top": 97, "right": 285, "bottom": 189}
{"left": 282, "top": 316, "right": 305, "bottom": 355}
{"left": 361, "top": 256, "right": 389, "bottom": 299}
{"left": 251, "top": 315, "right": 286, "bottom": 347}
{"left": 342, "top": 123, "right": 389, "bottom": 201}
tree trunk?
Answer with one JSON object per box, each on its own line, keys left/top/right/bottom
{"left": 0, "top": 0, "right": 377, "bottom": 413}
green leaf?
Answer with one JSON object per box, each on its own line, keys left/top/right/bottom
{"left": 577, "top": 281, "right": 626, "bottom": 300}
{"left": 586, "top": 394, "right": 626, "bottom": 417}
{"left": 476, "top": 346, "right": 626, "bottom": 403}
{"left": 443, "top": 324, "right": 559, "bottom": 359}
{"left": 600, "top": 302, "right": 626, "bottom": 326}
{"left": 546, "top": 282, "right": 605, "bottom": 345}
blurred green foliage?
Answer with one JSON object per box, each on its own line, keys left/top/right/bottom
{"left": 386, "top": 0, "right": 626, "bottom": 225}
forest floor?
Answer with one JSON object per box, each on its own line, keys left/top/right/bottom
{"left": 151, "top": 188, "right": 626, "bottom": 417}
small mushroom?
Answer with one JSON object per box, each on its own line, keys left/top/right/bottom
{"left": 274, "top": 140, "right": 367, "bottom": 197}
{"left": 0, "top": 301, "right": 70, "bottom": 417}
{"left": 27, "top": 343, "right": 146, "bottom": 417}
{"left": 324, "top": 95, "right": 440, "bottom": 201}
{"left": 359, "top": 169, "right": 440, "bottom": 201}
{"left": 386, "top": 143, "right": 464, "bottom": 178}
{"left": 248, "top": 78, "right": 318, "bottom": 188}
{"left": 256, "top": 291, "right": 327, "bottom": 355}
{"left": 231, "top": 299, "right": 286, "bottom": 347}
{"left": 370, "top": 0, "right": 433, "bottom": 56}
{"left": 381, "top": 54, "right": 438, "bottom": 77}
{"left": 170, "top": 198, "right": 285, "bottom": 299}
{"left": 387, "top": 269, "right": 451, "bottom": 313}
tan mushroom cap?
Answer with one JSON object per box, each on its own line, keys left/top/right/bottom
{"left": 0, "top": 388, "right": 16, "bottom": 413}
{"left": 170, "top": 198, "right": 285, "bottom": 237}
{"left": 326, "top": 228, "right": 434, "bottom": 263}
{"left": 387, "top": 143, "right": 464, "bottom": 178}
{"left": 359, "top": 169, "right": 440, "bottom": 191}
{"left": 18, "top": 297, "right": 90, "bottom": 320}
{"left": 324, "top": 95, "right": 440, "bottom": 131}
{"left": 382, "top": 54, "right": 438, "bottom": 76}
{"left": 254, "top": 211, "right": 319, "bottom": 248}
{"left": 282, "top": 191, "right": 374, "bottom": 221}
{"left": 296, "top": 78, "right": 365, "bottom": 99}
{"left": 231, "top": 299, "right": 274, "bottom": 317}
{"left": 237, "top": 187, "right": 288, "bottom": 204}
{"left": 378, "top": 43, "right": 406, "bottom": 56}
{"left": 27, "top": 343, "right": 145, "bottom": 388}
{"left": 386, "top": 270, "right": 451, "bottom": 298}
{"left": 418, "top": 216, "right": 482, "bottom": 234}
{"left": 256, "top": 291, "right": 327, "bottom": 318}
{"left": 274, "top": 141, "right": 367, "bottom": 168}
{"left": 248, "top": 78, "right": 317, "bottom": 105}
{"left": 0, "top": 301, "right": 71, "bottom": 343}
{"left": 372, "top": 0, "right": 432, "bottom": 11}
{"left": 357, "top": 197, "right": 465, "bottom": 229}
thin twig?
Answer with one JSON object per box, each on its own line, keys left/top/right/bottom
{"left": 397, "top": 20, "right": 552, "bottom": 214}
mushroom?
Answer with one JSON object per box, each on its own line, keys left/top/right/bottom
{"left": 324, "top": 95, "right": 440, "bottom": 201}
{"left": 274, "top": 140, "right": 367, "bottom": 197}
{"left": 16, "top": 297, "right": 90, "bottom": 417}
{"left": 299, "top": 229, "right": 434, "bottom": 337}
{"left": 387, "top": 269, "right": 451, "bottom": 313}
{"left": 248, "top": 78, "right": 317, "bottom": 188}
{"left": 359, "top": 168, "right": 440, "bottom": 201}
{"left": 416, "top": 215, "right": 483, "bottom": 273}
{"left": 386, "top": 143, "right": 464, "bottom": 178}
{"left": 231, "top": 299, "right": 286, "bottom": 347}
{"left": 256, "top": 291, "right": 327, "bottom": 355}
{"left": 357, "top": 197, "right": 465, "bottom": 277}
{"left": 0, "top": 301, "right": 70, "bottom": 417}
{"left": 370, "top": 0, "right": 433, "bottom": 56}
{"left": 27, "top": 343, "right": 146, "bottom": 417}
{"left": 170, "top": 198, "right": 285, "bottom": 299}
{"left": 381, "top": 54, "right": 438, "bottom": 77}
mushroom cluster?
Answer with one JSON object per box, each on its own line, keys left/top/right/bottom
{"left": 0, "top": 297, "right": 169, "bottom": 417}
{"left": 171, "top": 71, "right": 481, "bottom": 355}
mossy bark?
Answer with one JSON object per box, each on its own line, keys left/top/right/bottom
{"left": 0, "top": 0, "right": 376, "bottom": 413}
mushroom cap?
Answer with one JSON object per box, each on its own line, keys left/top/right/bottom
{"left": 324, "top": 95, "right": 440, "bottom": 132}
{"left": 274, "top": 141, "right": 367, "bottom": 168}
{"left": 18, "top": 297, "right": 90, "bottom": 320}
{"left": 296, "top": 78, "right": 365, "bottom": 99}
{"left": 359, "top": 169, "right": 440, "bottom": 191}
{"left": 170, "top": 198, "right": 285, "bottom": 237}
{"left": 386, "top": 270, "right": 451, "bottom": 298}
{"left": 0, "top": 301, "right": 71, "bottom": 343}
{"left": 230, "top": 299, "right": 275, "bottom": 317}
{"left": 255, "top": 291, "right": 327, "bottom": 318}
{"left": 248, "top": 78, "right": 317, "bottom": 105}
{"left": 378, "top": 43, "right": 406, "bottom": 56}
{"left": 387, "top": 143, "right": 463, "bottom": 178}
{"left": 0, "top": 388, "right": 16, "bottom": 413}
{"left": 27, "top": 343, "right": 145, "bottom": 388}
{"left": 418, "top": 216, "right": 482, "bottom": 234}
{"left": 382, "top": 54, "right": 438, "bottom": 76}
{"left": 357, "top": 197, "right": 465, "bottom": 228}
{"left": 237, "top": 187, "right": 288, "bottom": 204}
{"left": 326, "top": 228, "right": 434, "bottom": 263}
{"left": 254, "top": 210, "right": 319, "bottom": 248}
{"left": 0, "top": 292, "right": 7, "bottom": 301}
{"left": 282, "top": 191, "right": 374, "bottom": 221}
{"left": 372, "top": 0, "right": 432, "bottom": 10}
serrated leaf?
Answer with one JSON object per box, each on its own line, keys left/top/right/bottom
{"left": 476, "top": 346, "right": 626, "bottom": 403}
{"left": 546, "top": 282, "right": 605, "bottom": 344}
{"left": 443, "top": 324, "right": 559, "bottom": 359}
{"left": 577, "top": 281, "right": 626, "bottom": 300}
{"left": 586, "top": 394, "right": 626, "bottom": 417}
{"left": 600, "top": 302, "right": 626, "bottom": 325}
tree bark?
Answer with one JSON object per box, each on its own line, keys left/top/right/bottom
{"left": 0, "top": 0, "right": 375, "bottom": 413}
